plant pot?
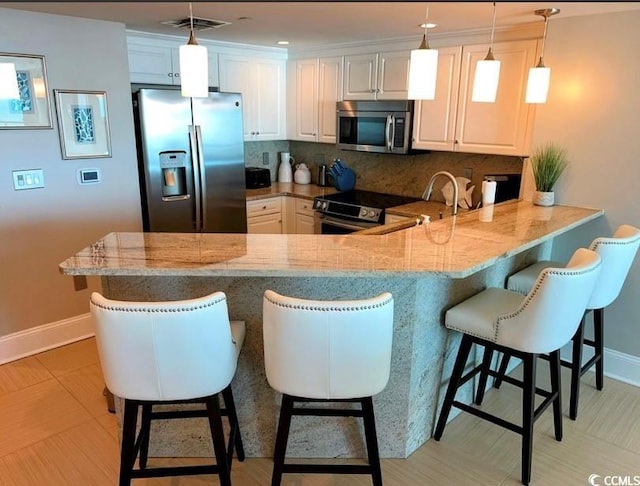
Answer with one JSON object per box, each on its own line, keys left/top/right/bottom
{"left": 533, "top": 191, "right": 554, "bottom": 207}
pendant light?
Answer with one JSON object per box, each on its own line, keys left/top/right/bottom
{"left": 0, "top": 62, "right": 20, "bottom": 99}
{"left": 525, "top": 8, "right": 560, "bottom": 104}
{"left": 179, "top": 2, "right": 209, "bottom": 98}
{"left": 472, "top": 2, "right": 500, "bottom": 103}
{"left": 408, "top": 3, "right": 438, "bottom": 100}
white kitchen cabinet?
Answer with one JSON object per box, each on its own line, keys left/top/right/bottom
{"left": 343, "top": 51, "right": 410, "bottom": 100}
{"left": 412, "top": 39, "right": 538, "bottom": 156}
{"left": 127, "top": 36, "right": 219, "bottom": 87}
{"left": 219, "top": 54, "right": 286, "bottom": 141}
{"left": 246, "top": 197, "right": 282, "bottom": 234}
{"left": 294, "top": 198, "right": 316, "bottom": 234}
{"left": 290, "top": 57, "right": 343, "bottom": 143}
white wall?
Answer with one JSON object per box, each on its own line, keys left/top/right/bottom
{"left": 528, "top": 10, "right": 640, "bottom": 357}
{"left": 0, "top": 8, "right": 141, "bottom": 340}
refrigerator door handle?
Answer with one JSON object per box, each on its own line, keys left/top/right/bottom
{"left": 189, "top": 125, "right": 202, "bottom": 232}
{"left": 195, "top": 125, "right": 207, "bottom": 231}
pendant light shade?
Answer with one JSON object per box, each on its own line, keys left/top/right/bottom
{"left": 180, "top": 3, "right": 209, "bottom": 98}
{"left": 0, "top": 63, "right": 20, "bottom": 100}
{"left": 525, "top": 8, "right": 560, "bottom": 104}
{"left": 472, "top": 2, "right": 500, "bottom": 103}
{"left": 408, "top": 3, "right": 438, "bottom": 100}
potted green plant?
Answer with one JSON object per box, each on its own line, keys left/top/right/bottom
{"left": 530, "top": 142, "right": 569, "bottom": 206}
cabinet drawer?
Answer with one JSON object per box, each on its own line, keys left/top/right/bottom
{"left": 295, "top": 198, "right": 315, "bottom": 217}
{"left": 246, "top": 197, "right": 282, "bottom": 216}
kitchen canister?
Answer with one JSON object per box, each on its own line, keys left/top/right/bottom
{"left": 278, "top": 152, "right": 294, "bottom": 183}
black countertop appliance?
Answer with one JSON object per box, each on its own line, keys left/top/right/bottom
{"left": 245, "top": 167, "right": 271, "bottom": 189}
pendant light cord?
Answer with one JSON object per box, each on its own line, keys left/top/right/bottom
{"left": 419, "top": 3, "right": 431, "bottom": 50}
{"left": 539, "top": 13, "right": 550, "bottom": 63}
{"left": 489, "top": 2, "right": 496, "bottom": 49}
{"left": 189, "top": 2, "right": 194, "bottom": 34}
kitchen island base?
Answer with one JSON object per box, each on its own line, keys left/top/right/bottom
{"left": 102, "top": 246, "right": 546, "bottom": 459}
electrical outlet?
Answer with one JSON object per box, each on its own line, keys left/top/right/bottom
{"left": 463, "top": 167, "right": 473, "bottom": 180}
{"left": 262, "top": 152, "right": 270, "bottom": 165}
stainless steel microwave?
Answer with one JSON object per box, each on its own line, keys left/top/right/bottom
{"left": 336, "top": 100, "right": 414, "bottom": 154}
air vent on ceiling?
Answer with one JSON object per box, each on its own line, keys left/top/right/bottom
{"left": 162, "top": 17, "right": 231, "bottom": 31}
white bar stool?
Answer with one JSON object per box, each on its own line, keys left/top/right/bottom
{"left": 262, "top": 290, "right": 394, "bottom": 486}
{"left": 493, "top": 224, "right": 640, "bottom": 419}
{"left": 434, "top": 248, "right": 601, "bottom": 485}
{"left": 90, "top": 291, "right": 246, "bottom": 486}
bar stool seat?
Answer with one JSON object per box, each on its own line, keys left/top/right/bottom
{"left": 90, "top": 291, "right": 245, "bottom": 486}
{"left": 434, "top": 248, "right": 601, "bottom": 485}
{"left": 262, "top": 290, "right": 394, "bottom": 486}
{"left": 495, "top": 224, "right": 640, "bottom": 419}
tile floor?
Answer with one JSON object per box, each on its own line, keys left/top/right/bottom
{"left": 0, "top": 338, "right": 638, "bottom": 485}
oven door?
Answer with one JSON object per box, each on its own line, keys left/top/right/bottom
{"left": 315, "top": 213, "right": 380, "bottom": 234}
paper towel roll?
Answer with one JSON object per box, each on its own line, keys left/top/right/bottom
{"left": 479, "top": 204, "right": 494, "bottom": 222}
{"left": 482, "top": 180, "right": 497, "bottom": 206}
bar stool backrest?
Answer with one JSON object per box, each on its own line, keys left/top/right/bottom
{"left": 90, "top": 291, "right": 239, "bottom": 402}
{"left": 263, "top": 290, "right": 394, "bottom": 400}
{"left": 497, "top": 248, "right": 601, "bottom": 354}
{"left": 587, "top": 224, "right": 640, "bottom": 309}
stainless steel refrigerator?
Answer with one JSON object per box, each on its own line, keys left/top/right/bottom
{"left": 134, "top": 88, "right": 247, "bottom": 233}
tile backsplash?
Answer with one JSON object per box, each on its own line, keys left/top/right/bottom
{"left": 245, "top": 141, "right": 524, "bottom": 207}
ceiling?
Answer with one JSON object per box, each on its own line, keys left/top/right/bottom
{"left": 3, "top": 2, "right": 640, "bottom": 50}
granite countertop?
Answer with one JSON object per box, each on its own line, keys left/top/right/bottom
{"left": 246, "top": 182, "right": 338, "bottom": 201}
{"left": 60, "top": 201, "right": 603, "bottom": 279}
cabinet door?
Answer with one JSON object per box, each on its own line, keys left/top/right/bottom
{"left": 294, "top": 59, "right": 318, "bottom": 141}
{"left": 296, "top": 214, "right": 316, "bottom": 234}
{"left": 412, "top": 46, "right": 462, "bottom": 151}
{"left": 253, "top": 59, "right": 286, "bottom": 140}
{"left": 343, "top": 53, "right": 378, "bottom": 100}
{"left": 247, "top": 213, "right": 282, "bottom": 234}
{"left": 317, "top": 56, "right": 343, "bottom": 143}
{"left": 127, "top": 42, "right": 178, "bottom": 85}
{"left": 218, "top": 55, "right": 253, "bottom": 138}
{"left": 455, "top": 39, "right": 538, "bottom": 156}
{"left": 377, "top": 51, "right": 411, "bottom": 100}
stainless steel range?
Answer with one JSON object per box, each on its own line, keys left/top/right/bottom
{"left": 313, "top": 190, "right": 421, "bottom": 234}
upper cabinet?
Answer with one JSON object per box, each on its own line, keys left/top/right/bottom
{"left": 343, "top": 51, "right": 411, "bottom": 100}
{"left": 127, "top": 36, "right": 219, "bottom": 87}
{"left": 219, "top": 54, "right": 286, "bottom": 141}
{"left": 412, "top": 39, "right": 538, "bottom": 156}
{"left": 289, "top": 56, "right": 343, "bottom": 143}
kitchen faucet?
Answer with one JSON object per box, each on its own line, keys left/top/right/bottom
{"left": 422, "top": 171, "right": 459, "bottom": 216}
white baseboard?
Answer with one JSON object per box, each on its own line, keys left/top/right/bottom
{"left": 0, "top": 313, "right": 95, "bottom": 365}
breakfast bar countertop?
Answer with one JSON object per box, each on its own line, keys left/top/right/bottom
{"left": 59, "top": 200, "right": 603, "bottom": 279}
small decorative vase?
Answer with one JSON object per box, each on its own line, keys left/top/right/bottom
{"left": 533, "top": 191, "right": 554, "bottom": 207}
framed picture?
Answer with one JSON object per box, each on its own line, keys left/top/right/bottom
{"left": 54, "top": 89, "right": 112, "bottom": 159}
{"left": 0, "top": 52, "right": 52, "bottom": 129}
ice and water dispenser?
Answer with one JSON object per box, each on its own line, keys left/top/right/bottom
{"left": 159, "top": 151, "right": 188, "bottom": 199}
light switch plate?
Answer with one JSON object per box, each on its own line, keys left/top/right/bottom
{"left": 13, "top": 169, "right": 44, "bottom": 190}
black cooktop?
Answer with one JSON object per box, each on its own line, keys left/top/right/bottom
{"left": 319, "top": 190, "right": 421, "bottom": 209}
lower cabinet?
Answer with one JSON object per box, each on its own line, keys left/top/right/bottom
{"left": 247, "top": 196, "right": 317, "bottom": 234}
{"left": 294, "top": 198, "right": 316, "bottom": 234}
{"left": 246, "top": 197, "right": 283, "bottom": 234}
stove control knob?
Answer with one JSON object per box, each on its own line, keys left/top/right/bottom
{"left": 359, "top": 208, "right": 368, "bottom": 217}
{"left": 322, "top": 202, "right": 328, "bottom": 210}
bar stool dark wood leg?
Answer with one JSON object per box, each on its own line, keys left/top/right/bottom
{"left": 549, "top": 350, "right": 563, "bottom": 440}
{"left": 475, "top": 347, "right": 494, "bottom": 405}
{"left": 594, "top": 308, "right": 604, "bottom": 390}
{"left": 521, "top": 354, "right": 537, "bottom": 486}
{"left": 137, "top": 404, "right": 152, "bottom": 469}
{"left": 271, "top": 394, "right": 294, "bottom": 486}
{"left": 434, "top": 334, "right": 473, "bottom": 440}
{"left": 119, "top": 399, "right": 139, "bottom": 486}
{"left": 221, "top": 385, "right": 245, "bottom": 466}
{"left": 493, "top": 352, "right": 511, "bottom": 389}
{"left": 569, "top": 318, "right": 585, "bottom": 420}
{"left": 205, "top": 397, "right": 231, "bottom": 486}
{"left": 361, "top": 396, "right": 383, "bottom": 486}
